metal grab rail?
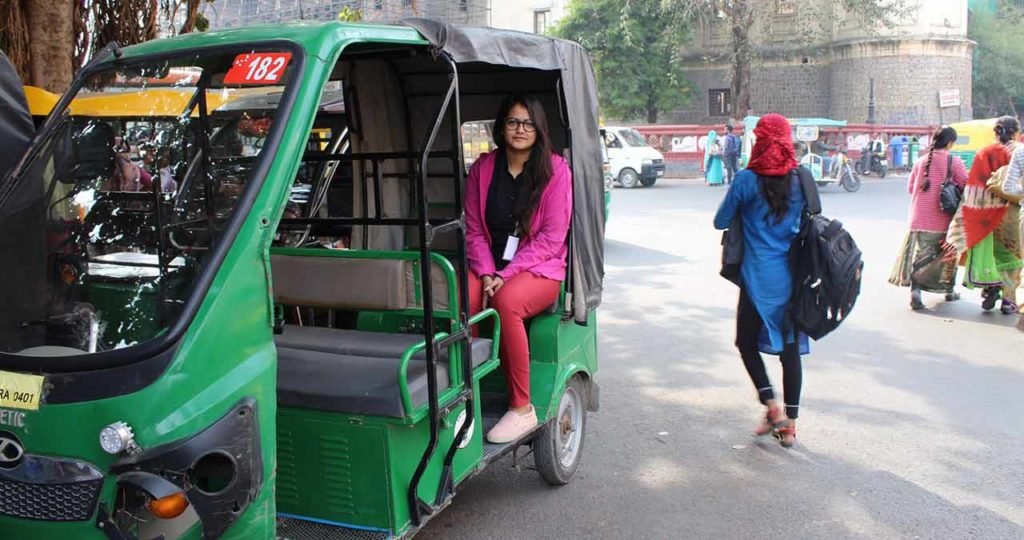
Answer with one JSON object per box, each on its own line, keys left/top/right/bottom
{"left": 397, "top": 331, "right": 448, "bottom": 418}
{"left": 394, "top": 308, "right": 499, "bottom": 419}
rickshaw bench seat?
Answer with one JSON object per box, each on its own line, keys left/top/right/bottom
{"left": 275, "top": 325, "right": 492, "bottom": 368}
{"left": 270, "top": 251, "right": 495, "bottom": 417}
{"left": 276, "top": 347, "right": 447, "bottom": 418}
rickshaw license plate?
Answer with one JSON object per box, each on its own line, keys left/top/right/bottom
{"left": 0, "top": 371, "right": 44, "bottom": 411}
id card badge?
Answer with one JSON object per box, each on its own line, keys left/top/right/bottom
{"left": 502, "top": 235, "right": 520, "bottom": 261}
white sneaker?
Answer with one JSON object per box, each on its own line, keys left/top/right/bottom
{"left": 486, "top": 406, "right": 538, "bottom": 444}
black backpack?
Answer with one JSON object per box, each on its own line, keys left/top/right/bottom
{"left": 789, "top": 167, "right": 863, "bottom": 340}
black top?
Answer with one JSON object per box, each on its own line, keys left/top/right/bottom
{"left": 486, "top": 152, "right": 531, "bottom": 271}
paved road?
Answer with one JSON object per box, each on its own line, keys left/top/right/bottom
{"left": 419, "top": 176, "right": 1024, "bottom": 540}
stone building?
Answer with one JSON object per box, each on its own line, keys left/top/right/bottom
{"left": 207, "top": 0, "right": 490, "bottom": 29}
{"left": 676, "top": 0, "right": 974, "bottom": 125}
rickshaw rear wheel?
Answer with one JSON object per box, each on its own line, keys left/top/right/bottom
{"left": 535, "top": 377, "right": 587, "bottom": 486}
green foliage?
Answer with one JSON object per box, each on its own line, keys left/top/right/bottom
{"left": 969, "top": 1, "right": 1024, "bottom": 116}
{"left": 194, "top": 12, "right": 210, "bottom": 32}
{"left": 338, "top": 6, "right": 363, "bottom": 22}
{"left": 553, "top": 0, "right": 691, "bottom": 123}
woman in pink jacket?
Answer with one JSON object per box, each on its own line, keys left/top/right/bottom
{"left": 465, "top": 95, "right": 572, "bottom": 444}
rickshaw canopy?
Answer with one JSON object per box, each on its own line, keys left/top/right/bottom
{"left": 743, "top": 115, "right": 848, "bottom": 134}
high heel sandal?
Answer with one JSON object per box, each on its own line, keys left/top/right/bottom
{"left": 754, "top": 405, "right": 787, "bottom": 437}
{"left": 773, "top": 421, "right": 797, "bottom": 448}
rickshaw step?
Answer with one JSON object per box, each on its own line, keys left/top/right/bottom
{"left": 480, "top": 413, "right": 543, "bottom": 464}
{"left": 277, "top": 514, "right": 391, "bottom": 540}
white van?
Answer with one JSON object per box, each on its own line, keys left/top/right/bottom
{"left": 604, "top": 126, "right": 666, "bottom": 188}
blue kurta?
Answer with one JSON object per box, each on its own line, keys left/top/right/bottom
{"left": 714, "top": 169, "right": 806, "bottom": 351}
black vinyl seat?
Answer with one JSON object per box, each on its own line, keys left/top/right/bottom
{"left": 276, "top": 348, "right": 446, "bottom": 417}
{"left": 274, "top": 325, "right": 492, "bottom": 368}
{"left": 275, "top": 326, "right": 493, "bottom": 417}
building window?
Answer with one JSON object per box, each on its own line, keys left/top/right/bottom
{"left": 534, "top": 9, "right": 550, "bottom": 34}
{"left": 459, "top": 0, "right": 468, "bottom": 11}
{"left": 776, "top": 0, "right": 796, "bottom": 15}
{"left": 708, "top": 89, "right": 731, "bottom": 117}
{"left": 374, "top": 0, "right": 382, "bottom": 9}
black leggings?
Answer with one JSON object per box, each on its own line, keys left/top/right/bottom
{"left": 736, "top": 289, "right": 802, "bottom": 419}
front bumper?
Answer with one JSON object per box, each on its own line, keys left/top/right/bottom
{"left": 640, "top": 162, "right": 665, "bottom": 180}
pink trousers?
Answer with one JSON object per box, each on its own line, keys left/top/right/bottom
{"left": 468, "top": 270, "right": 560, "bottom": 408}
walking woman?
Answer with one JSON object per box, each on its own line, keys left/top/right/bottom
{"left": 889, "top": 127, "right": 968, "bottom": 310}
{"left": 947, "top": 117, "right": 1022, "bottom": 314}
{"left": 999, "top": 131, "right": 1024, "bottom": 331}
{"left": 705, "top": 129, "right": 725, "bottom": 186}
{"left": 714, "top": 114, "right": 806, "bottom": 447}
{"left": 464, "top": 95, "right": 572, "bottom": 444}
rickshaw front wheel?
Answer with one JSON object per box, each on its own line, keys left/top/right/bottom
{"left": 535, "top": 377, "right": 587, "bottom": 485}
{"left": 842, "top": 172, "right": 862, "bottom": 192}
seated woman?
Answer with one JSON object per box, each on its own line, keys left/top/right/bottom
{"left": 464, "top": 95, "right": 572, "bottom": 444}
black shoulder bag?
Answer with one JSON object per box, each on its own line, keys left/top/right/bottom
{"left": 939, "top": 155, "right": 961, "bottom": 215}
{"left": 720, "top": 213, "right": 743, "bottom": 286}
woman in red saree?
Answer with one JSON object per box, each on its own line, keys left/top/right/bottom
{"left": 947, "top": 116, "right": 1022, "bottom": 314}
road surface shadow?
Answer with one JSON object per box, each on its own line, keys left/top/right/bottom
{"left": 604, "top": 239, "right": 691, "bottom": 268}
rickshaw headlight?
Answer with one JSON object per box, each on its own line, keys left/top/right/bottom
{"left": 100, "top": 421, "right": 137, "bottom": 454}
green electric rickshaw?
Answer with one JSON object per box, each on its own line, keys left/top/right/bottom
{"left": 0, "top": 19, "right": 604, "bottom": 539}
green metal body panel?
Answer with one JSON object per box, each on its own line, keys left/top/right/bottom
{"left": 604, "top": 190, "right": 612, "bottom": 223}
{"left": 512, "top": 310, "right": 599, "bottom": 420}
{"left": 3, "top": 21, "right": 599, "bottom": 540}
{"left": 275, "top": 358, "right": 497, "bottom": 536}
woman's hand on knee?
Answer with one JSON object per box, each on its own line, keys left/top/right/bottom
{"left": 484, "top": 275, "right": 505, "bottom": 297}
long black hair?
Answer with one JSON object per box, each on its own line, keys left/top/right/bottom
{"left": 921, "top": 126, "right": 958, "bottom": 192}
{"left": 491, "top": 94, "right": 554, "bottom": 236}
{"left": 760, "top": 173, "right": 791, "bottom": 225}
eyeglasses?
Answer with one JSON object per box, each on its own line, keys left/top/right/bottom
{"left": 504, "top": 118, "right": 537, "bottom": 133}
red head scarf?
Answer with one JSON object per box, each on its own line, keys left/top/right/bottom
{"left": 746, "top": 114, "right": 798, "bottom": 177}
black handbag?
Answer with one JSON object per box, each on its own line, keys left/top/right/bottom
{"left": 720, "top": 214, "right": 743, "bottom": 286}
{"left": 939, "top": 155, "right": 961, "bottom": 215}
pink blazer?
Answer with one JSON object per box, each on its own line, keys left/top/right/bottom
{"left": 464, "top": 150, "right": 572, "bottom": 281}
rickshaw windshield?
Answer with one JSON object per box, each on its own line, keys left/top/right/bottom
{"left": 0, "top": 47, "right": 296, "bottom": 357}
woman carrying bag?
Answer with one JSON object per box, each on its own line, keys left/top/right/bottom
{"left": 714, "top": 114, "right": 807, "bottom": 448}
{"left": 889, "top": 126, "right": 967, "bottom": 310}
